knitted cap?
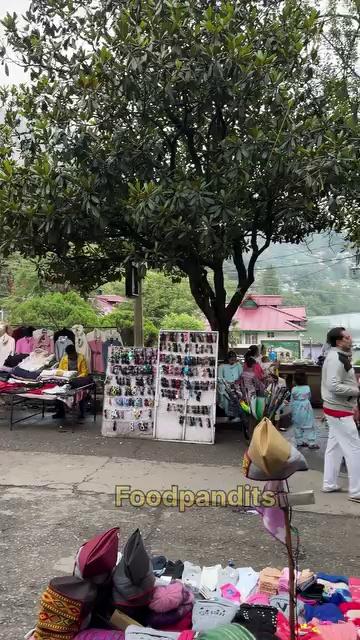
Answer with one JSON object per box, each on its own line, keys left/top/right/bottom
{"left": 198, "top": 624, "right": 255, "bottom": 640}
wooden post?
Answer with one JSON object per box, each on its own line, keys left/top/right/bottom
{"left": 134, "top": 277, "right": 144, "bottom": 347}
{"left": 284, "top": 506, "right": 296, "bottom": 640}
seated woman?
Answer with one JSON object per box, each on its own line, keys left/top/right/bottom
{"left": 248, "top": 344, "right": 261, "bottom": 363}
{"left": 243, "top": 351, "right": 264, "bottom": 381}
{"left": 241, "top": 353, "right": 265, "bottom": 396}
{"left": 217, "top": 350, "right": 242, "bottom": 417}
{"left": 53, "top": 344, "right": 89, "bottom": 420}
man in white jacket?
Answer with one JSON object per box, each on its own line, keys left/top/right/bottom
{"left": 321, "top": 327, "right": 360, "bottom": 502}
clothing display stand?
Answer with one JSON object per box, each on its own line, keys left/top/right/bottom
{"left": 101, "top": 346, "right": 157, "bottom": 438}
{"left": 153, "top": 330, "right": 219, "bottom": 444}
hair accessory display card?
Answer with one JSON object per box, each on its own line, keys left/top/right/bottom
{"left": 153, "top": 331, "right": 218, "bottom": 444}
{"left": 101, "top": 346, "right": 157, "bottom": 438}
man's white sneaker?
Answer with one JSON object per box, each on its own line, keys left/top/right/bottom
{"left": 348, "top": 495, "right": 360, "bottom": 503}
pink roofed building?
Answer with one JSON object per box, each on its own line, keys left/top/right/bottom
{"left": 94, "top": 294, "right": 127, "bottom": 315}
{"left": 230, "top": 294, "right": 307, "bottom": 359}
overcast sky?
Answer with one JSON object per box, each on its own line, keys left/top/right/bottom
{"left": 0, "top": 0, "right": 30, "bottom": 85}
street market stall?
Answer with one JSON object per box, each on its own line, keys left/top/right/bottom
{"left": 101, "top": 346, "right": 157, "bottom": 438}
{"left": 153, "top": 331, "right": 219, "bottom": 444}
{"left": 0, "top": 323, "right": 108, "bottom": 428}
{"left": 25, "top": 422, "right": 360, "bottom": 640}
{"left": 2, "top": 381, "right": 97, "bottom": 431}
{"left": 101, "top": 331, "right": 219, "bottom": 444}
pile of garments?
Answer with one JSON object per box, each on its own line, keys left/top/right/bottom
{"left": 6, "top": 325, "right": 123, "bottom": 373}
{"left": 0, "top": 350, "right": 58, "bottom": 391}
{"left": 26, "top": 527, "right": 360, "bottom": 640}
{"left": 0, "top": 348, "right": 93, "bottom": 397}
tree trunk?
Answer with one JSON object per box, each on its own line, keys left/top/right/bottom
{"left": 182, "top": 238, "right": 272, "bottom": 360}
{"left": 184, "top": 261, "right": 232, "bottom": 360}
{"left": 212, "top": 318, "right": 229, "bottom": 361}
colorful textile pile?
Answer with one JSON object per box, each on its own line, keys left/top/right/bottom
{"left": 28, "top": 528, "right": 360, "bottom": 640}
{"left": 258, "top": 567, "right": 281, "bottom": 595}
{"left": 33, "top": 577, "right": 97, "bottom": 640}
{"left": 146, "top": 581, "right": 194, "bottom": 630}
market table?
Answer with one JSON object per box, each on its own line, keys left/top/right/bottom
{"left": 0, "top": 382, "right": 97, "bottom": 431}
{"left": 279, "top": 363, "right": 360, "bottom": 407}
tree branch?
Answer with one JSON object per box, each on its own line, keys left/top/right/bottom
{"left": 226, "top": 200, "right": 274, "bottom": 323}
{"left": 165, "top": 107, "right": 203, "bottom": 175}
{"left": 321, "top": 32, "right": 360, "bottom": 81}
{"left": 180, "top": 258, "right": 215, "bottom": 325}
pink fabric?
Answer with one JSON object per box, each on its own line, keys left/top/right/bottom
{"left": 243, "top": 362, "right": 264, "bottom": 380}
{"left": 89, "top": 339, "right": 104, "bottom": 373}
{"left": 74, "top": 631, "right": 125, "bottom": 640}
{"left": 178, "top": 633, "right": 196, "bottom": 640}
{"left": 318, "top": 621, "right": 357, "bottom": 640}
{"left": 150, "top": 581, "right": 193, "bottom": 613}
{"left": 25, "top": 384, "right": 57, "bottom": 395}
{"left": 158, "top": 611, "right": 192, "bottom": 632}
{"left": 256, "top": 480, "right": 287, "bottom": 544}
{"left": 349, "top": 577, "right": 360, "bottom": 601}
{"left": 220, "top": 583, "right": 241, "bottom": 602}
{"left": 33, "top": 335, "right": 54, "bottom": 354}
{"left": 339, "top": 602, "right": 360, "bottom": 626}
{"left": 299, "top": 595, "right": 318, "bottom": 605}
{"left": 0, "top": 381, "right": 24, "bottom": 392}
{"left": 16, "top": 336, "right": 34, "bottom": 354}
{"left": 278, "top": 568, "right": 290, "bottom": 592}
{"left": 246, "top": 592, "right": 270, "bottom": 606}
{"left": 276, "top": 612, "right": 291, "bottom": 640}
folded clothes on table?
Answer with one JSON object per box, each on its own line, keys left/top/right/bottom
{"left": 339, "top": 601, "right": 360, "bottom": 626}
{"left": 258, "top": 567, "right": 281, "bottom": 595}
{"left": 42, "top": 385, "right": 71, "bottom": 395}
{"left": 11, "top": 366, "right": 43, "bottom": 380}
{"left": 0, "top": 380, "right": 26, "bottom": 393}
{"left": 318, "top": 579, "right": 351, "bottom": 605}
{"left": 163, "top": 560, "right": 184, "bottom": 580}
{"left": 17, "top": 349, "right": 55, "bottom": 372}
{"left": 23, "top": 383, "right": 57, "bottom": 395}
{"left": 304, "top": 603, "right": 344, "bottom": 623}
{"left": 236, "top": 567, "right": 259, "bottom": 602}
{"left": 3, "top": 353, "right": 27, "bottom": 367}
{"left": 40, "top": 369, "right": 76, "bottom": 379}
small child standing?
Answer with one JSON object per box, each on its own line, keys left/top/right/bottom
{"left": 291, "top": 371, "right": 319, "bottom": 449}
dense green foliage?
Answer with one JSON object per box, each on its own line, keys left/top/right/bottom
{"left": 0, "top": 0, "right": 359, "bottom": 354}
{"left": 160, "top": 313, "right": 205, "bottom": 331}
{"left": 6, "top": 291, "right": 100, "bottom": 327}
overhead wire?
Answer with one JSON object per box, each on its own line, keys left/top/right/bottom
{"left": 255, "top": 241, "right": 346, "bottom": 263}
{"left": 254, "top": 254, "right": 356, "bottom": 271}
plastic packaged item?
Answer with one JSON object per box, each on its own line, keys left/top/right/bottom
{"left": 181, "top": 561, "right": 201, "bottom": 592}
{"left": 220, "top": 583, "right": 241, "bottom": 603}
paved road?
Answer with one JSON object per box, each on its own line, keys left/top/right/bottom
{"left": 0, "top": 407, "right": 359, "bottom": 640}
{"left": 0, "top": 404, "right": 328, "bottom": 469}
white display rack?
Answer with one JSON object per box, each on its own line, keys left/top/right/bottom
{"left": 101, "top": 346, "right": 157, "bottom": 438}
{"left": 153, "top": 330, "right": 219, "bottom": 444}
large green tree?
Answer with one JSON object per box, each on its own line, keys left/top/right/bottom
{"left": 5, "top": 291, "right": 100, "bottom": 327}
{"left": 321, "top": 1, "right": 360, "bottom": 250}
{"left": 0, "top": 1, "right": 359, "bottom": 354}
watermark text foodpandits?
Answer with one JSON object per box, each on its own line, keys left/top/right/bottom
{"left": 114, "top": 484, "right": 277, "bottom": 512}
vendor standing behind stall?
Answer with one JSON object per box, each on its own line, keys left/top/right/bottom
{"left": 53, "top": 344, "right": 89, "bottom": 420}
{"left": 217, "top": 351, "right": 243, "bottom": 417}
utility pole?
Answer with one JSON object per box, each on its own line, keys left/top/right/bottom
{"left": 134, "top": 276, "right": 144, "bottom": 346}
{"left": 126, "top": 262, "right": 144, "bottom": 346}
